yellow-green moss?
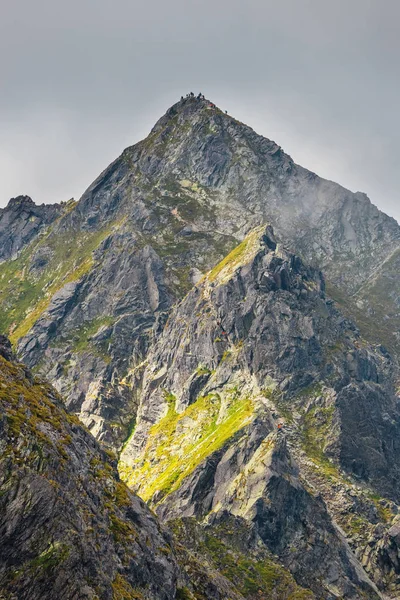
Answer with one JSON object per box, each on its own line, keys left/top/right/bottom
{"left": 28, "top": 542, "right": 70, "bottom": 572}
{"left": 0, "top": 222, "right": 121, "bottom": 344}
{"left": 119, "top": 391, "right": 254, "bottom": 503}
{"left": 207, "top": 226, "right": 264, "bottom": 284}
{"left": 111, "top": 574, "right": 144, "bottom": 600}
{"left": 64, "top": 316, "right": 114, "bottom": 355}
{"left": 175, "top": 587, "right": 194, "bottom": 600}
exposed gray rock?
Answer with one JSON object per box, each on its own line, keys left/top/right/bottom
{"left": 0, "top": 195, "right": 64, "bottom": 262}
{"left": 120, "top": 225, "right": 399, "bottom": 597}
{"left": 0, "top": 335, "right": 14, "bottom": 361}
{"left": 2, "top": 338, "right": 287, "bottom": 600}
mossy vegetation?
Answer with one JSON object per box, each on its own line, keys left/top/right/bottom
{"left": 300, "top": 403, "right": 339, "bottom": 479}
{"left": 170, "top": 266, "right": 193, "bottom": 296}
{"left": 0, "top": 355, "right": 70, "bottom": 454}
{"left": 28, "top": 542, "right": 70, "bottom": 572}
{"left": 64, "top": 316, "right": 114, "bottom": 355}
{"left": 109, "top": 513, "right": 137, "bottom": 544}
{"left": 175, "top": 587, "right": 194, "bottom": 600}
{"left": 119, "top": 390, "right": 254, "bottom": 503}
{"left": 111, "top": 574, "right": 144, "bottom": 600}
{"left": 171, "top": 518, "right": 314, "bottom": 600}
{"left": 207, "top": 225, "right": 264, "bottom": 284}
{"left": 203, "top": 533, "right": 313, "bottom": 599}
{"left": 367, "top": 492, "right": 395, "bottom": 524}
{"left": 0, "top": 223, "right": 118, "bottom": 344}
{"left": 195, "top": 365, "right": 212, "bottom": 376}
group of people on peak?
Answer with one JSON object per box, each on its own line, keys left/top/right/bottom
{"left": 181, "top": 92, "right": 206, "bottom": 100}
{"left": 180, "top": 92, "right": 228, "bottom": 115}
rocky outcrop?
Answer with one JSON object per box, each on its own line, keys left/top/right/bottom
{"left": 0, "top": 335, "right": 14, "bottom": 361}
{"left": 0, "top": 195, "right": 64, "bottom": 262}
{"left": 0, "top": 340, "right": 180, "bottom": 599}
{"left": 120, "top": 225, "right": 399, "bottom": 597}
{"left": 17, "top": 232, "right": 174, "bottom": 444}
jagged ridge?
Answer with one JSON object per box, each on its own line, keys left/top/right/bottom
{"left": 120, "top": 225, "right": 400, "bottom": 597}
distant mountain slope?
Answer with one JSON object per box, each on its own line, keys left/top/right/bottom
{"left": 0, "top": 95, "right": 398, "bottom": 446}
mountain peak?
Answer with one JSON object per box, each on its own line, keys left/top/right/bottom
{"left": 6, "top": 195, "right": 36, "bottom": 209}
{"left": 150, "top": 92, "right": 223, "bottom": 135}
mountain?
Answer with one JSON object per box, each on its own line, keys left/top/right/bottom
{"left": 2, "top": 95, "right": 400, "bottom": 597}
{"left": 0, "top": 95, "right": 399, "bottom": 451}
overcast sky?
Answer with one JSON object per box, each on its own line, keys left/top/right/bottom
{"left": 1, "top": 0, "right": 399, "bottom": 222}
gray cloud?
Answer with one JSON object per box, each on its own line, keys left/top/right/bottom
{"left": 0, "top": 0, "right": 399, "bottom": 221}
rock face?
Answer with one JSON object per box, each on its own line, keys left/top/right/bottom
{"left": 17, "top": 238, "right": 172, "bottom": 444}
{"left": 0, "top": 95, "right": 399, "bottom": 447}
{"left": 0, "top": 338, "right": 325, "bottom": 600}
{"left": 2, "top": 96, "right": 400, "bottom": 598}
{"left": 120, "top": 226, "right": 399, "bottom": 598}
{"left": 0, "top": 195, "right": 64, "bottom": 262}
{"left": 0, "top": 341, "right": 180, "bottom": 599}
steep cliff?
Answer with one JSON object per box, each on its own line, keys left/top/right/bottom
{"left": 0, "top": 195, "right": 65, "bottom": 262}
{"left": 120, "top": 225, "right": 400, "bottom": 598}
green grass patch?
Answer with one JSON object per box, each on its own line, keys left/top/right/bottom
{"left": 119, "top": 391, "right": 254, "bottom": 503}
{"left": 207, "top": 226, "right": 264, "bottom": 283}
{"left": 64, "top": 316, "right": 114, "bottom": 355}
{"left": 0, "top": 223, "right": 118, "bottom": 344}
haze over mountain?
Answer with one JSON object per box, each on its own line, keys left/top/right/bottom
{"left": 1, "top": 94, "right": 400, "bottom": 598}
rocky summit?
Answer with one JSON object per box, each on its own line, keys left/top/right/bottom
{"left": 1, "top": 94, "right": 400, "bottom": 599}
